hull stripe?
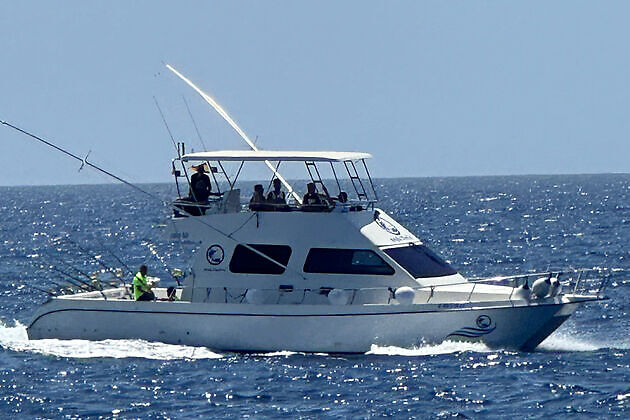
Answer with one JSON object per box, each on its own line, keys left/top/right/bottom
{"left": 27, "top": 303, "right": 575, "bottom": 329}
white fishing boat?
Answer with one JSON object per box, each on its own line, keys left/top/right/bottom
{"left": 25, "top": 148, "right": 610, "bottom": 352}
{"left": 4, "top": 65, "right": 609, "bottom": 353}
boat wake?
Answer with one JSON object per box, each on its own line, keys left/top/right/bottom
{"left": 367, "top": 331, "right": 630, "bottom": 356}
{"left": 538, "top": 331, "right": 630, "bottom": 352}
{"left": 0, "top": 321, "right": 223, "bottom": 360}
{"left": 367, "top": 341, "right": 493, "bottom": 356}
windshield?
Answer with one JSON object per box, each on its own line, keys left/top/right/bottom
{"left": 383, "top": 244, "right": 457, "bottom": 278}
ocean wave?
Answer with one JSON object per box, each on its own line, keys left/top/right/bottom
{"left": 0, "top": 320, "right": 223, "bottom": 360}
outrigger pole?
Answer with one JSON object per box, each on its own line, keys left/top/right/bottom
{"left": 0, "top": 119, "right": 305, "bottom": 279}
{"left": 164, "top": 64, "right": 303, "bottom": 204}
{"left": 0, "top": 120, "right": 166, "bottom": 204}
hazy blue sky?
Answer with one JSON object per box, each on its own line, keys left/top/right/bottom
{"left": 1, "top": 1, "right": 629, "bottom": 186}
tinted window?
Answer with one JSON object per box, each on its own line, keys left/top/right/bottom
{"left": 383, "top": 244, "right": 457, "bottom": 278}
{"left": 304, "top": 248, "right": 394, "bottom": 275}
{"left": 229, "top": 244, "right": 292, "bottom": 274}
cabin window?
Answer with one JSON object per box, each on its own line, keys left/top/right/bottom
{"left": 229, "top": 244, "right": 292, "bottom": 275}
{"left": 383, "top": 244, "right": 457, "bottom": 278}
{"left": 303, "top": 248, "right": 395, "bottom": 275}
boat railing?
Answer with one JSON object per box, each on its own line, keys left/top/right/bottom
{"left": 188, "top": 268, "right": 615, "bottom": 305}
{"left": 171, "top": 196, "right": 377, "bottom": 218}
{"left": 60, "top": 268, "right": 616, "bottom": 305}
{"left": 467, "top": 267, "right": 615, "bottom": 300}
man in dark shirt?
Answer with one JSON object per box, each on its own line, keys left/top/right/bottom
{"left": 302, "top": 182, "right": 322, "bottom": 206}
{"left": 266, "top": 178, "right": 287, "bottom": 208}
{"left": 189, "top": 164, "right": 212, "bottom": 202}
{"left": 301, "top": 182, "right": 328, "bottom": 212}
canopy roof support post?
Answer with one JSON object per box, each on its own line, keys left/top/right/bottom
{"left": 216, "top": 161, "right": 233, "bottom": 190}
{"left": 305, "top": 161, "right": 327, "bottom": 195}
{"left": 181, "top": 155, "right": 196, "bottom": 201}
{"left": 206, "top": 160, "right": 221, "bottom": 194}
{"left": 172, "top": 160, "right": 183, "bottom": 199}
{"left": 361, "top": 159, "right": 378, "bottom": 202}
{"left": 232, "top": 160, "right": 245, "bottom": 189}
{"left": 330, "top": 162, "right": 342, "bottom": 196}
{"left": 343, "top": 160, "right": 368, "bottom": 200}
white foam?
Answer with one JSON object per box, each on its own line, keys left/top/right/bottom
{"left": 0, "top": 321, "right": 223, "bottom": 360}
{"left": 367, "top": 340, "right": 493, "bottom": 356}
{"left": 539, "top": 331, "right": 630, "bottom": 352}
{"left": 252, "top": 350, "right": 300, "bottom": 357}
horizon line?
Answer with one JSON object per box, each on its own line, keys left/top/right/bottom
{"left": 1, "top": 171, "right": 628, "bottom": 189}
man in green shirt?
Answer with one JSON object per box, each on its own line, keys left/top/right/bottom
{"left": 133, "top": 265, "right": 155, "bottom": 301}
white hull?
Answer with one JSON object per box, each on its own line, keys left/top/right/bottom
{"left": 27, "top": 296, "right": 586, "bottom": 353}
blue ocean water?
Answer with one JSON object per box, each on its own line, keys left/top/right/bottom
{"left": 0, "top": 175, "right": 628, "bottom": 418}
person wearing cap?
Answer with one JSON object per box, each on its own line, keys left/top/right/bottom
{"left": 189, "top": 164, "right": 212, "bottom": 202}
{"left": 266, "top": 178, "right": 287, "bottom": 208}
{"left": 133, "top": 265, "right": 155, "bottom": 301}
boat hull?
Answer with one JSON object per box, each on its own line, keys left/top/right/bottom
{"left": 26, "top": 298, "right": 582, "bottom": 353}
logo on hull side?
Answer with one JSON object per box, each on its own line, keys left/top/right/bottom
{"left": 447, "top": 315, "right": 496, "bottom": 339}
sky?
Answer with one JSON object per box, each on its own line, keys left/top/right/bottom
{"left": 1, "top": 1, "right": 629, "bottom": 186}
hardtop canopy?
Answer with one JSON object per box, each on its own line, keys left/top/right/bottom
{"left": 181, "top": 150, "right": 372, "bottom": 162}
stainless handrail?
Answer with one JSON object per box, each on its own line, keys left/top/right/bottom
{"left": 73, "top": 267, "right": 620, "bottom": 304}
{"left": 196, "top": 268, "right": 616, "bottom": 304}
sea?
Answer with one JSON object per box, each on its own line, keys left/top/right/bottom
{"left": 0, "top": 174, "right": 628, "bottom": 418}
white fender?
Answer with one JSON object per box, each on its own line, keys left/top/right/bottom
{"left": 512, "top": 279, "right": 531, "bottom": 302}
{"left": 547, "top": 277, "right": 561, "bottom": 297}
{"left": 245, "top": 289, "right": 266, "bottom": 304}
{"left": 394, "top": 286, "right": 416, "bottom": 305}
{"left": 531, "top": 276, "right": 551, "bottom": 299}
{"left": 328, "top": 289, "right": 350, "bottom": 305}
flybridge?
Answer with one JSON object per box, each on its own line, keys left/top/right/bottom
{"left": 171, "top": 146, "right": 379, "bottom": 215}
{"left": 165, "top": 64, "right": 376, "bottom": 209}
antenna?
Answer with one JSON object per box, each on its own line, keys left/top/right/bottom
{"left": 182, "top": 95, "right": 207, "bottom": 151}
{"left": 153, "top": 96, "right": 179, "bottom": 156}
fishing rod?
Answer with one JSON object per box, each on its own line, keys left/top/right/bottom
{"left": 29, "top": 268, "right": 72, "bottom": 295}
{"left": 142, "top": 239, "right": 181, "bottom": 286}
{"left": 46, "top": 276, "right": 85, "bottom": 294}
{"left": 153, "top": 96, "right": 179, "bottom": 156}
{"left": 59, "top": 235, "right": 126, "bottom": 287}
{"left": 182, "top": 95, "right": 207, "bottom": 151}
{"left": 49, "top": 253, "right": 103, "bottom": 291}
{"left": 154, "top": 96, "right": 196, "bottom": 201}
{"left": 0, "top": 120, "right": 167, "bottom": 205}
{"left": 42, "top": 267, "right": 93, "bottom": 295}
{"left": 1, "top": 119, "right": 305, "bottom": 279}
{"left": 15, "top": 251, "right": 88, "bottom": 294}
{"left": 42, "top": 248, "right": 107, "bottom": 294}
{"left": 46, "top": 264, "right": 98, "bottom": 292}
{"left": 91, "top": 235, "right": 134, "bottom": 275}
{"left": 31, "top": 285, "right": 58, "bottom": 297}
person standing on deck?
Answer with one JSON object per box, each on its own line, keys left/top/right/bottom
{"left": 133, "top": 265, "right": 155, "bottom": 301}
{"left": 189, "top": 164, "right": 212, "bottom": 202}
